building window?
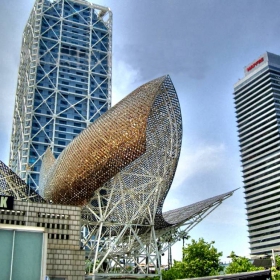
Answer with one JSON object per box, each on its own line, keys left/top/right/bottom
{"left": 58, "top": 134, "right": 66, "bottom": 138}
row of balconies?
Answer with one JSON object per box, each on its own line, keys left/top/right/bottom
{"left": 243, "top": 155, "right": 280, "bottom": 183}
{"left": 235, "top": 70, "right": 280, "bottom": 115}
{"left": 234, "top": 67, "right": 270, "bottom": 102}
{"left": 241, "top": 132, "right": 279, "bottom": 159}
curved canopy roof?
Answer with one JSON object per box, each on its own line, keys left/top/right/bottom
{"left": 162, "top": 190, "right": 234, "bottom": 228}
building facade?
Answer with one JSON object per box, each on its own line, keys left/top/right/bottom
{"left": 9, "top": 0, "right": 112, "bottom": 190}
{"left": 234, "top": 52, "right": 280, "bottom": 255}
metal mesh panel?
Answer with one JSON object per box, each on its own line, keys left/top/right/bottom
{"left": 0, "top": 161, "right": 45, "bottom": 203}
{"left": 38, "top": 147, "right": 55, "bottom": 195}
{"left": 162, "top": 191, "right": 234, "bottom": 226}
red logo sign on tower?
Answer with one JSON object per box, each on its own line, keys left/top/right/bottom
{"left": 247, "top": 57, "right": 264, "bottom": 72}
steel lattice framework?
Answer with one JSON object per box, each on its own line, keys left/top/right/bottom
{"left": 9, "top": 0, "right": 112, "bottom": 190}
{"left": 2, "top": 74, "right": 235, "bottom": 279}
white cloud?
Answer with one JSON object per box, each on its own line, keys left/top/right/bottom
{"left": 161, "top": 196, "right": 181, "bottom": 212}
{"left": 172, "top": 142, "right": 226, "bottom": 189}
{"left": 112, "top": 60, "right": 141, "bottom": 106}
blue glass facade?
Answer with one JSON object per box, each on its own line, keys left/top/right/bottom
{"left": 9, "top": 0, "right": 112, "bottom": 190}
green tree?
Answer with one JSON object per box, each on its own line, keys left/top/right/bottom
{"left": 225, "top": 252, "right": 264, "bottom": 274}
{"left": 161, "top": 266, "right": 184, "bottom": 280}
{"left": 271, "top": 267, "right": 280, "bottom": 280}
{"left": 168, "top": 238, "right": 223, "bottom": 278}
{"left": 275, "top": 255, "right": 280, "bottom": 268}
{"left": 271, "top": 255, "right": 280, "bottom": 280}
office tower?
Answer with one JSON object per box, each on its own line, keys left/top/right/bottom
{"left": 234, "top": 52, "right": 280, "bottom": 255}
{"left": 9, "top": 0, "right": 112, "bottom": 190}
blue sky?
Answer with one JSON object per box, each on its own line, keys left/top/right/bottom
{"left": 1, "top": 0, "right": 280, "bottom": 263}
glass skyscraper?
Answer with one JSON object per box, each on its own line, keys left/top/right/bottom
{"left": 9, "top": 0, "right": 112, "bottom": 190}
{"left": 234, "top": 52, "right": 280, "bottom": 256}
